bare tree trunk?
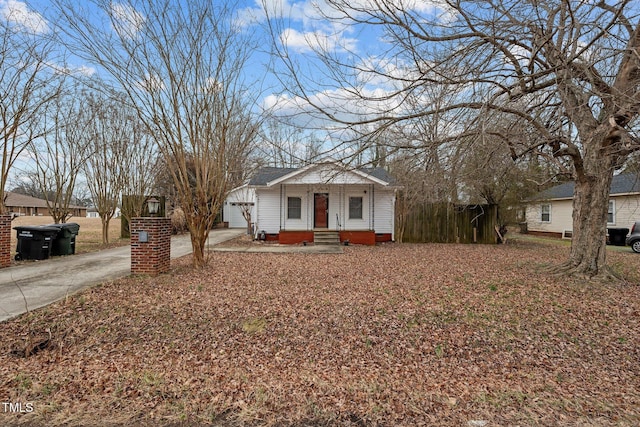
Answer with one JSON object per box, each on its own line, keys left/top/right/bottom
{"left": 101, "top": 217, "right": 111, "bottom": 245}
{"left": 557, "top": 124, "right": 621, "bottom": 279}
{"left": 188, "top": 219, "right": 209, "bottom": 268}
{"left": 564, "top": 174, "right": 612, "bottom": 278}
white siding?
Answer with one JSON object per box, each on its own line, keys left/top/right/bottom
{"left": 526, "top": 200, "right": 573, "bottom": 234}
{"left": 527, "top": 194, "right": 640, "bottom": 235}
{"left": 343, "top": 186, "right": 370, "bottom": 230}
{"left": 255, "top": 189, "right": 281, "bottom": 234}
{"left": 374, "top": 189, "right": 395, "bottom": 235}
{"left": 610, "top": 195, "right": 640, "bottom": 229}
{"left": 327, "top": 187, "right": 341, "bottom": 230}
{"left": 282, "top": 188, "right": 309, "bottom": 230}
{"left": 286, "top": 165, "right": 376, "bottom": 185}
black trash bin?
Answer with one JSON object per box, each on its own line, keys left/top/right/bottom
{"left": 47, "top": 223, "right": 80, "bottom": 256}
{"left": 607, "top": 227, "right": 629, "bottom": 246}
{"left": 13, "top": 226, "right": 60, "bottom": 261}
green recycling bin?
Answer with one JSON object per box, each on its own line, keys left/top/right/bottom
{"left": 47, "top": 223, "right": 80, "bottom": 256}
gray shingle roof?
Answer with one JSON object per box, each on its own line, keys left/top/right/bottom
{"left": 532, "top": 173, "right": 640, "bottom": 200}
{"left": 249, "top": 165, "right": 395, "bottom": 186}
{"left": 359, "top": 167, "right": 396, "bottom": 184}
{"left": 249, "top": 167, "right": 298, "bottom": 185}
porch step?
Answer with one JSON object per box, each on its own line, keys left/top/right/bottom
{"left": 314, "top": 231, "right": 340, "bottom": 245}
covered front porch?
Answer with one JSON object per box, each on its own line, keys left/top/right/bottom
{"left": 271, "top": 183, "right": 387, "bottom": 245}
{"left": 249, "top": 160, "right": 398, "bottom": 245}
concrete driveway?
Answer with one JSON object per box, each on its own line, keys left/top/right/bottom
{"left": 0, "top": 229, "right": 244, "bottom": 323}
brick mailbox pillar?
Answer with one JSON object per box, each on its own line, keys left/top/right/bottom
{"left": 0, "top": 214, "right": 11, "bottom": 268}
{"left": 131, "top": 217, "right": 171, "bottom": 276}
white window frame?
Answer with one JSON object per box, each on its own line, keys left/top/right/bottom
{"left": 348, "top": 196, "right": 363, "bottom": 220}
{"left": 287, "top": 197, "right": 302, "bottom": 220}
{"left": 607, "top": 200, "right": 615, "bottom": 225}
{"left": 540, "top": 203, "right": 551, "bottom": 223}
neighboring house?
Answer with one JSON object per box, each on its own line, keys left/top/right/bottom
{"left": 243, "top": 159, "right": 400, "bottom": 245}
{"left": 223, "top": 184, "right": 255, "bottom": 230}
{"left": 4, "top": 192, "right": 87, "bottom": 217}
{"left": 86, "top": 207, "right": 99, "bottom": 218}
{"left": 86, "top": 207, "right": 121, "bottom": 218}
{"left": 526, "top": 173, "right": 640, "bottom": 238}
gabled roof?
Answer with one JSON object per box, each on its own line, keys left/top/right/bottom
{"left": 249, "top": 161, "right": 396, "bottom": 187}
{"left": 359, "top": 167, "right": 396, "bottom": 185}
{"left": 249, "top": 167, "right": 298, "bottom": 186}
{"left": 532, "top": 173, "right": 640, "bottom": 200}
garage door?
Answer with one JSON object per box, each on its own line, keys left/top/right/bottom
{"left": 228, "top": 203, "right": 253, "bottom": 228}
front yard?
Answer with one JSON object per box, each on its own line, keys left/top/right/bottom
{"left": 1, "top": 239, "right": 640, "bottom": 426}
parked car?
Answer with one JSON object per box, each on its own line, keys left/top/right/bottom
{"left": 626, "top": 222, "right": 640, "bottom": 253}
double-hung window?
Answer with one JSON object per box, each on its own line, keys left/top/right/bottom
{"left": 540, "top": 204, "right": 551, "bottom": 223}
{"left": 288, "top": 197, "right": 301, "bottom": 219}
{"left": 349, "top": 197, "right": 363, "bottom": 219}
{"left": 607, "top": 200, "right": 615, "bottom": 224}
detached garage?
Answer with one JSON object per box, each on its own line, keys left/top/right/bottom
{"left": 223, "top": 185, "right": 255, "bottom": 229}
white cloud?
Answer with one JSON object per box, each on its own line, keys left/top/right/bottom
{"left": 110, "top": 3, "right": 145, "bottom": 39}
{"left": 354, "top": 56, "right": 413, "bottom": 88}
{"left": 280, "top": 27, "right": 357, "bottom": 54}
{"left": 0, "top": 0, "right": 48, "bottom": 34}
{"left": 136, "top": 72, "right": 165, "bottom": 93}
{"left": 74, "top": 65, "right": 97, "bottom": 77}
{"left": 263, "top": 85, "right": 403, "bottom": 128}
{"left": 41, "top": 60, "right": 97, "bottom": 77}
{"left": 239, "top": 0, "right": 321, "bottom": 25}
{"left": 258, "top": 0, "right": 458, "bottom": 135}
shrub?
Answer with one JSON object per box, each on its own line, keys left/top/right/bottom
{"left": 170, "top": 207, "right": 188, "bottom": 235}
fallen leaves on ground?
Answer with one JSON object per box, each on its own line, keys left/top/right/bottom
{"left": 1, "top": 239, "right": 640, "bottom": 426}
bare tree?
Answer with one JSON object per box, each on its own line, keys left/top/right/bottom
{"left": 53, "top": 0, "right": 260, "bottom": 267}
{"left": 120, "top": 122, "right": 160, "bottom": 237}
{"left": 457, "top": 109, "right": 561, "bottom": 210}
{"left": 81, "top": 91, "right": 131, "bottom": 244}
{"left": 266, "top": 0, "right": 640, "bottom": 279}
{"left": 0, "top": 12, "right": 62, "bottom": 214}
{"left": 27, "top": 86, "right": 92, "bottom": 223}
{"left": 257, "top": 117, "right": 328, "bottom": 167}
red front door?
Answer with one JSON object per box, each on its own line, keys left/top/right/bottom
{"left": 314, "top": 193, "right": 329, "bottom": 228}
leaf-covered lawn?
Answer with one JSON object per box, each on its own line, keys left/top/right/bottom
{"left": 2, "top": 239, "right": 640, "bottom": 426}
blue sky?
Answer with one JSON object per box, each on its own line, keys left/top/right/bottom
{"left": 2, "top": 0, "right": 453, "bottom": 122}
{"left": 1, "top": 0, "right": 460, "bottom": 166}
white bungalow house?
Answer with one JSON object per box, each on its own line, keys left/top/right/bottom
{"left": 526, "top": 173, "right": 640, "bottom": 239}
{"left": 239, "top": 159, "right": 400, "bottom": 245}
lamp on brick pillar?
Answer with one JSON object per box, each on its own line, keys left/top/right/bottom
{"left": 131, "top": 196, "right": 170, "bottom": 276}
{"left": 146, "top": 197, "right": 160, "bottom": 217}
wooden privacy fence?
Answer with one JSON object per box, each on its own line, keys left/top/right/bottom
{"left": 401, "top": 203, "right": 499, "bottom": 244}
